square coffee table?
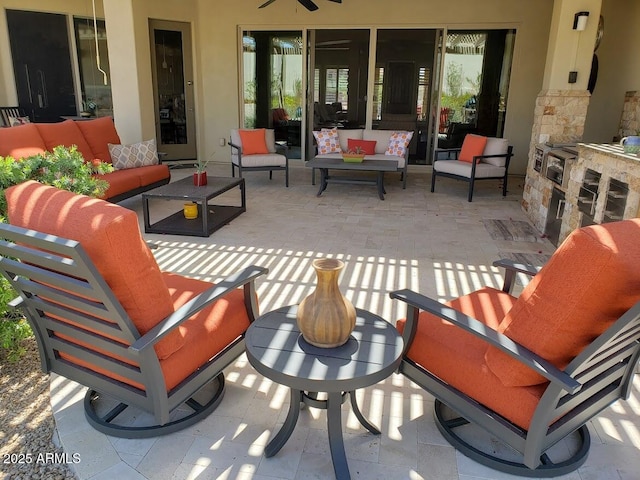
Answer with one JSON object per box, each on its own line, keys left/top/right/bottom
{"left": 142, "top": 176, "right": 245, "bottom": 237}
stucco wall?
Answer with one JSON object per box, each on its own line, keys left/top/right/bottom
{"left": 0, "top": 0, "right": 555, "bottom": 175}
{"left": 582, "top": 0, "right": 640, "bottom": 143}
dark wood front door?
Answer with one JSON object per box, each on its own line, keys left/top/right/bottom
{"left": 6, "top": 10, "right": 76, "bottom": 122}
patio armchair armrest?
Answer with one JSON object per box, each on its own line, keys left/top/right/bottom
{"left": 434, "top": 147, "right": 461, "bottom": 160}
{"left": 389, "top": 288, "right": 582, "bottom": 394}
{"left": 131, "top": 265, "right": 268, "bottom": 353}
{"left": 493, "top": 259, "right": 542, "bottom": 293}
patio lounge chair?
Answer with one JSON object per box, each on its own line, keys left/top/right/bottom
{"left": 390, "top": 219, "right": 640, "bottom": 477}
{"left": 0, "top": 181, "right": 268, "bottom": 438}
{"left": 229, "top": 128, "right": 289, "bottom": 187}
{"left": 432, "top": 133, "right": 513, "bottom": 202}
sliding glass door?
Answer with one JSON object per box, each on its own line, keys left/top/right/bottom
{"left": 242, "top": 31, "right": 303, "bottom": 158}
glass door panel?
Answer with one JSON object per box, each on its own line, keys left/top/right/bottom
{"left": 308, "top": 29, "right": 369, "bottom": 137}
{"left": 242, "top": 31, "right": 303, "bottom": 158}
{"left": 373, "top": 29, "right": 437, "bottom": 164}
{"left": 150, "top": 20, "right": 196, "bottom": 161}
{"left": 437, "top": 30, "right": 515, "bottom": 156}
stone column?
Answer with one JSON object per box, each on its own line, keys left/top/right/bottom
{"left": 618, "top": 91, "right": 640, "bottom": 139}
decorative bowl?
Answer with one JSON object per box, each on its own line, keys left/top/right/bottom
{"left": 342, "top": 153, "right": 365, "bottom": 163}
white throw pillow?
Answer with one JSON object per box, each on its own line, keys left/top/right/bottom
{"left": 385, "top": 131, "right": 414, "bottom": 157}
{"left": 108, "top": 139, "right": 159, "bottom": 170}
{"left": 9, "top": 116, "right": 30, "bottom": 126}
{"left": 313, "top": 128, "right": 341, "bottom": 154}
{"left": 482, "top": 137, "right": 509, "bottom": 167}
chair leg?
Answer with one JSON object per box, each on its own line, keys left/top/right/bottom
{"left": 84, "top": 373, "right": 226, "bottom": 439}
{"left": 269, "top": 170, "right": 273, "bottom": 180}
{"left": 468, "top": 178, "right": 475, "bottom": 202}
{"left": 502, "top": 175, "right": 508, "bottom": 196}
{"left": 430, "top": 171, "right": 437, "bottom": 192}
{"left": 285, "top": 166, "right": 289, "bottom": 187}
{"left": 433, "top": 400, "right": 590, "bottom": 478}
{"left": 231, "top": 163, "right": 236, "bottom": 177}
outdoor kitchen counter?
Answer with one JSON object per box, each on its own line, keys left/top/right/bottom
{"left": 561, "top": 143, "right": 640, "bottom": 243}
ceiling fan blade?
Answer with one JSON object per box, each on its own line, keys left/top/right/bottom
{"left": 259, "top": 0, "right": 277, "bottom": 8}
{"left": 297, "top": 0, "right": 319, "bottom": 11}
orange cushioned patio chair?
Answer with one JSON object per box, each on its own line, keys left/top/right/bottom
{"left": 0, "top": 181, "right": 268, "bottom": 438}
{"left": 390, "top": 219, "right": 640, "bottom": 477}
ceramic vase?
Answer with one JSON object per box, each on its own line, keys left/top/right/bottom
{"left": 183, "top": 202, "right": 198, "bottom": 219}
{"left": 193, "top": 172, "right": 207, "bottom": 186}
{"left": 296, "top": 258, "right": 356, "bottom": 348}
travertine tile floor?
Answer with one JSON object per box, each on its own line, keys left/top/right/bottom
{"left": 50, "top": 163, "right": 640, "bottom": 480}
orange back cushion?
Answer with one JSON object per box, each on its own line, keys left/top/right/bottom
{"left": 239, "top": 129, "right": 269, "bottom": 155}
{"left": 36, "top": 120, "right": 95, "bottom": 161}
{"left": 459, "top": 134, "right": 487, "bottom": 163}
{"left": 5, "top": 181, "right": 183, "bottom": 359}
{"left": 486, "top": 219, "right": 640, "bottom": 386}
{"left": 76, "top": 116, "right": 121, "bottom": 163}
{"left": 0, "top": 123, "right": 47, "bottom": 158}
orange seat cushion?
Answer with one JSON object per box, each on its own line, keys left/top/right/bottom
{"left": 459, "top": 134, "right": 487, "bottom": 163}
{"left": 159, "top": 273, "right": 252, "bottom": 391}
{"left": 36, "top": 120, "right": 95, "bottom": 162}
{"left": 75, "top": 116, "right": 121, "bottom": 163}
{"left": 136, "top": 164, "right": 171, "bottom": 186}
{"left": 397, "top": 287, "right": 546, "bottom": 430}
{"left": 486, "top": 219, "right": 640, "bottom": 387}
{"left": 5, "top": 181, "right": 182, "bottom": 359}
{"left": 57, "top": 273, "right": 252, "bottom": 392}
{"left": 239, "top": 129, "right": 269, "bottom": 155}
{"left": 96, "top": 169, "right": 143, "bottom": 200}
{"left": 0, "top": 123, "right": 47, "bottom": 158}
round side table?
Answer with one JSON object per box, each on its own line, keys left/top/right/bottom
{"left": 245, "top": 305, "right": 403, "bottom": 480}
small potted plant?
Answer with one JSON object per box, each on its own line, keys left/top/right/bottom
{"left": 193, "top": 158, "right": 210, "bottom": 186}
{"left": 342, "top": 146, "right": 366, "bottom": 163}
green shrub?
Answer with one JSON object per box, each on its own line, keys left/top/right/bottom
{"left": 0, "top": 145, "right": 114, "bottom": 360}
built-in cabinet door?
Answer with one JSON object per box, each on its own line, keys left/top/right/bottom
{"left": 6, "top": 10, "right": 76, "bottom": 122}
{"left": 149, "top": 20, "right": 197, "bottom": 161}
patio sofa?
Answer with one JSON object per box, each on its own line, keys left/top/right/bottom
{"left": 312, "top": 128, "right": 410, "bottom": 188}
{"left": 0, "top": 117, "right": 170, "bottom": 202}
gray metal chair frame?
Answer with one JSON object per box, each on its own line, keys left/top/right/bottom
{"left": 228, "top": 141, "right": 289, "bottom": 187}
{"left": 431, "top": 145, "right": 513, "bottom": 201}
{"left": 0, "top": 223, "right": 268, "bottom": 438}
{"left": 390, "top": 259, "right": 640, "bottom": 477}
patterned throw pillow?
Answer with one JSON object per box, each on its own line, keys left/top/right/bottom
{"left": 9, "top": 116, "right": 30, "bottom": 127}
{"left": 312, "top": 127, "right": 341, "bottom": 155}
{"left": 385, "top": 131, "right": 414, "bottom": 157}
{"left": 108, "top": 139, "right": 159, "bottom": 170}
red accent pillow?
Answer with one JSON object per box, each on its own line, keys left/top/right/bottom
{"left": 347, "top": 138, "right": 376, "bottom": 155}
{"left": 239, "top": 129, "right": 269, "bottom": 155}
{"left": 459, "top": 134, "right": 487, "bottom": 163}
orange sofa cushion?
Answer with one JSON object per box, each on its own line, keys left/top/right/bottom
{"left": 136, "top": 164, "right": 171, "bottom": 186}
{"left": 0, "top": 123, "right": 47, "bottom": 158}
{"left": 459, "top": 134, "right": 487, "bottom": 163}
{"left": 75, "top": 116, "right": 121, "bottom": 163}
{"left": 239, "top": 129, "right": 269, "bottom": 155}
{"left": 36, "top": 120, "right": 95, "bottom": 162}
{"left": 486, "top": 219, "right": 640, "bottom": 387}
{"left": 397, "top": 287, "right": 547, "bottom": 430}
{"left": 96, "top": 169, "right": 143, "bottom": 200}
{"left": 5, "top": 181, "right": 182, "bottom": 359}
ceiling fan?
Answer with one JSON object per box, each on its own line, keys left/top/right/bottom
{"left": 259, "top": 0, "right": 342, "bottom": 12}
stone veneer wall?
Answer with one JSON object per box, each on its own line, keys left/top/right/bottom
{"left": 522, "top": 89, "right": 591, "bottom": 232}
{"left": 618, "top": 91, "right": 640, "bottom": 139}
{"left": 562, "top": 144, "right": 640, "bottom": 244}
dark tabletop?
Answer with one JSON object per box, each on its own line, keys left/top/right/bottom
{"left": 245, "top": 305, "right": 404, "bottom": 392}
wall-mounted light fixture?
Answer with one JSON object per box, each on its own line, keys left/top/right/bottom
{"left": 573, "top": 11, "right": 590, "bottom": 31}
